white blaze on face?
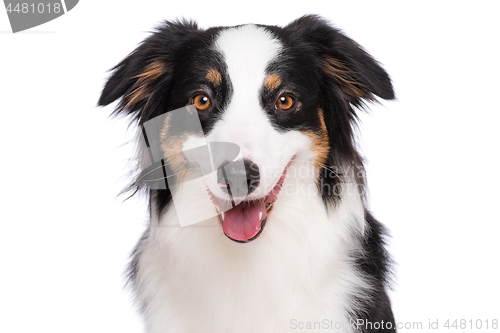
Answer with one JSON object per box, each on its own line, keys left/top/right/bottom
{"left": 207, "top": 25, "right": 311, "bottom": 199}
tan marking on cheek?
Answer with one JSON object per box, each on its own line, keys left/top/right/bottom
{"left": 264, "top": 73, "right": 282, "bottom": 91}
{"left": 160, "top": 113, "right": 198, "bottom": 183}
{"left": 304, "top": 109, "right": 330, "bottom": 174}
{"left": 121, "top": 59, "right": 167, "bottom": 110}
{"left": 206, "top": 68, "right": 222, "bottom": 86}
{"left": 321, "top": 56, "right": 368, "bottom": 102}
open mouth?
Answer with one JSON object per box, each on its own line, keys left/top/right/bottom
{"left": 208, "top": 161, "right": 291, "bottom": 243}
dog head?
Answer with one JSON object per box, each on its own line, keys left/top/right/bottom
{"left": 99, "top": 15, "right": 394, "bottom": 242}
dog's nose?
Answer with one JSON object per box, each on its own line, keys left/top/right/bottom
{"left": 217, "top": 159, "right": 260, "bottom": 197}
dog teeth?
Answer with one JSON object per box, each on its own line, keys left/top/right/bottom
{"left": 221, "top": 211, "right": 225, "bottom": 220}
{"left": 259, "top": 212, "right": 262, "bottom": 221}
{"left": 266, "top": 203, "right": 273, "bottom": 211}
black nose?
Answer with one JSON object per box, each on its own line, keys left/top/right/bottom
{"left": 217, "top": 159, "right": 260, "bottom": 197}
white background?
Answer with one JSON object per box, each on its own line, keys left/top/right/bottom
{"left": 1, "top": 1, "right": 499, "bottom": 332}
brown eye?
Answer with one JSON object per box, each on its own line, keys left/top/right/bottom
{"left": 193, "top": 94, "right": 211, "bottom": 111}
{"left": 276, "top": 95, "right": 295, "bottom": 111}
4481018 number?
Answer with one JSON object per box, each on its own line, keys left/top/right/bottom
{"left": 6, "top": 2, "right": 62, "bottom": 14}
{"left": 444, "top": 319, "right": 498, "bottom": 330}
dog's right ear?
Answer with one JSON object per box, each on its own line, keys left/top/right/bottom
{"left": 97, "top": 49, "right": 168, "bottom": 117}
{"left": 98, "top": 20, "right": 200, "bottom": 118}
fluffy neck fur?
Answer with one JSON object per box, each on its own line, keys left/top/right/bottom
{"left": 132, "top": 158, "right": 370, "bottom": 333}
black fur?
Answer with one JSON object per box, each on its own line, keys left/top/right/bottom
{"left": 356, "top": 211, "right": 396, "bottom": 332}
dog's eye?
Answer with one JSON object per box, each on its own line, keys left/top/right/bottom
{"left": 275, "top": 95, "right": 295, "bottom": 111}
{"left": 193, "top": 94, "right": 211, "bottom": 111}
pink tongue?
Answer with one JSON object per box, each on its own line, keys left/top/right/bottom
{"left": 222, "top": 200, "right": 267, "bottom": 241}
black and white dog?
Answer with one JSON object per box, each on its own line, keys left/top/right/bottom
{"left": 99, "top": 15, "right": 396, "bottom": 333}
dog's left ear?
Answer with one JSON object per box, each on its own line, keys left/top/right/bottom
{"left": 285, "top": 15, "right": 395, "bottom": 106}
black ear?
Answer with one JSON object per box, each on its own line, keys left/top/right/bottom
{"left": 285, "top": 15, "right": 395, "bottom": 106}
{"left": 98, "top": 20, "right": 200, "bottom": 116}
{"left": 97, "top": 49, "right": 168, "bottom": 115}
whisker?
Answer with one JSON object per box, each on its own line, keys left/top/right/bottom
{"left": 136, "top": 166, "right": 198, "bottom": 184}
{"left": 318, "top": 164, "right": 343, "bottom": 178}
{"left": 135, "top": 163, "right": 170, "bottom": 182}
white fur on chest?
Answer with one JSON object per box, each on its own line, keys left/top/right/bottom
{"left": 133, "top": 161, "right": 368, "bottom": 333}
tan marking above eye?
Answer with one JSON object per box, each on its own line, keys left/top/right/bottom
{"left": 264, "top": 73, "right": 282, "bottom": 91}
{"left": 206, "top": 68, "right": 222, "bottom": 86}
{"left": 276, "top": 95, "right": 295, "bottom": 110}
{"left": 193, "top": 94, "right": 211, "bottom": 111}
